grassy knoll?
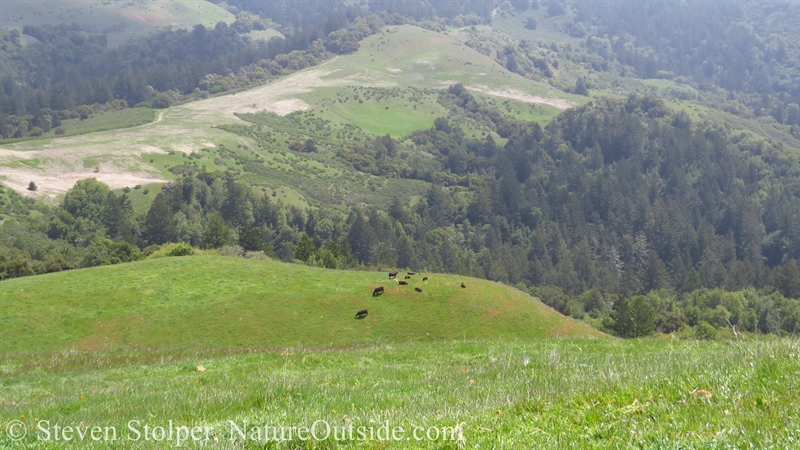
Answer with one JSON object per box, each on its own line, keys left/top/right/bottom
{"left": 0, "top": 255, "right": 601, "bottom": 355}
{"left": 1, "top": 338, "right": 797, "bottom": 448}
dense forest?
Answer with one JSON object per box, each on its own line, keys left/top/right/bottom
{"left": 566, "top": 1, "right": 799, "bottom": 128}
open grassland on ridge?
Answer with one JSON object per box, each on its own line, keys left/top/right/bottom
{"left": 0, "top": 25, "right": 582, "bottom": 201}
{"left": 0, "top": 255, "right": 602, "bottom": 355}
{"left": 1, "top": 338, "right": 797, "bottom": 448}
{"left": 1, "top": 0, "right": 234, "bottom": 46}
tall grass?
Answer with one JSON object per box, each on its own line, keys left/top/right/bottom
{"left": 1, "top": 338, "right": 797, "bottom": 448}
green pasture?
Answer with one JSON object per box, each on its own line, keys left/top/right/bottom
{"left": 0, "top": 255, "right": 600, "bottom": 355}
{"left": 1, "top": 337, "right": 797, "bottom": 448}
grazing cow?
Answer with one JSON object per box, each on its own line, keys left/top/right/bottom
{"left": 373, "top": 286, "right": 384, "bottom": 296}
{"left": 404, "top": 275, "right": 411, "bottom": 279}
{"left": 422, "top": 277, "right": 428, "bottom": 281}
{"left": 415, "top": 287, "right": 422, "bottom": 292}
{"left": 389, "top": 271, "right": 398, "bottom": 278}
{"left": 355, "top": 309, "right": 368, "bottom": 319}
{"left": 461, "top": 282, "right": 466, "bottom": 288}
{"left": 407, "top": 272, "right": 416, "bottom": 275}
{"left": 398, "top": 280, "right": 408, "bottom": 285}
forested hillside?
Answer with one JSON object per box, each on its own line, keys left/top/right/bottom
{"left": 4, "top": 91, "right": 800, "bottom": 337}
{"left": 2, "top": 0, "right": 800, "bottom": 338}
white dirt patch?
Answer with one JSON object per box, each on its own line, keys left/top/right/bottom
{"left": 267, "top": 99, "right": 311, "bottom": 116}
{"left": 1, "top": 166, "right": 165, "bottom": 199}
{"left": 440, "top": 80, "right": 459, "bottom": 86}
{"left": 386, "top": 67, "right": 403, "bottom": 73}
{"left": 181, "top": 56, "right": 341, "bottom": 121}
{"left": 467, "top": 85, "right": 576, "bottom": 109}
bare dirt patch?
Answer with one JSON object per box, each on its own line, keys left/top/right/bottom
{"left": 1, "top": 166, "right": 165, "bottom": 199}
{"left": 181, "top": 56, "right": 340, "bottom": 121}
{"left": 467, "top": 85, "right": 576, "bottom": 109}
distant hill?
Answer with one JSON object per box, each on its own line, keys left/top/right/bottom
{"left": 0, "top": 255, "right": 605, "bottom": 354}
{"left": 0, "top": 0, "right": 234, "bottom": 46}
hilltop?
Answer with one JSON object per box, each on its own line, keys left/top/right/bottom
{"left": 1, "top": 0, "right": 235, "bottom": 46}
{"left": 0, "top": 255, "right": 604, "bottom": 354}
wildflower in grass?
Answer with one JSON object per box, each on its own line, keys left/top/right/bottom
{"left": 22, "top": 415, "right": 26, "bottom": 419}
{"left": 80, "top": 396, "right": 84, "bottom": 400}
{"left": 523, "top": 356, "right": 530, "bottom": 366}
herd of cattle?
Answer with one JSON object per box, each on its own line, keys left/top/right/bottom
{"left": 354, "top": 272, "right": 467, "bottom": 319}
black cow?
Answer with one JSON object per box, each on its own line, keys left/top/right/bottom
{"left": 407, "top": 272, "right": 416, "bottom": 275}
{"left": 461, "top": 282, "right": 466, "bottom": 288}
{"left": 373, "top": 286, "right": 384, "bottom": 296}
{"left": 389, "top": 271, "right": 398, "bottom": 278}
{"left": 404, "top": 275, "right": 411, "bottom": 279}
{"left": 422, "top": 277, "right": 428, "bottom": 281}
{"left": 398, "top": 280, "right": 408, "bottom": 285}
{"left": 355, "top": 309, "right": 368, "bottom": 319}
{"left": 415, "top": 287, "right": 422, "bottom": 292}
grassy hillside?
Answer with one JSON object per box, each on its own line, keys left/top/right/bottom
{"left": 0, "top": 255, "right": 603, "bottom": 354}
{"left": 1, "top": 0, "right": 235, "bottom": 46}
{"left": 1, "top": 338, "right": 796, "bottom": 448}
{"left": 0, "top": 24, "right": 582, "bottom": 202}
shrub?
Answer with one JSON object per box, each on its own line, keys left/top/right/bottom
{"left": 694, "top": 321, "right": 718, "bottom": 340}
{"left": 147, "top": 242, "right": 195, "bottom": 259}
{"left": 219, "top": 245, "right": 244, "bottom": 257}
{"left": 54, "top": 127, "right": 66, "bottom": 135}
{"left": 152, "top": 93, "right": 172, "bottom": 109}
{"left": 27, "top": 181, "right": 37, "bottom": 191}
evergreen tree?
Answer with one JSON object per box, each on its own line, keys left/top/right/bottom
{"left": 202, "top": 211, "right": 231, "bottom": 249}
{"left": 238, "top": 224, "right": 265, "bottom": 252}
{"left": 606, "top": 295, "right": 657, "bottom": 338}
{"left": 142, "top": 192, "right": 175, "bottom": 245}
{"left": 295, "top": 232, "right": 316, "bottom": 261}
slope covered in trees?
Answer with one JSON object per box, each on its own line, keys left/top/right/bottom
{"left": 4, "top": 91, "right": 800, "bottom": 337}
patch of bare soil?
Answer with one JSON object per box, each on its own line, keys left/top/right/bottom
{"left": 181, "top": 56, "right": 340, "bottom": 121}
{"left": 467, "top": 85, "right": 576, "bottom": 109}
{"left": 1, "top": 166, "right": 165, "bottom": 199}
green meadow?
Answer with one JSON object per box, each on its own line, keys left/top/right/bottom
{"left": 0, "top": 336, "right": 797, "bottom": 448}
{"left": 1, "top": 258, "right": 797, "bottom": 448}
{"left": 0, "top": 255, "right": 600, "bottom": 354}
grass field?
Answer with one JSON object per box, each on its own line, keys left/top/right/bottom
{"left": 1, "top": 259, "right": 797, "bottom": 448}
{"left": 0, "top": 337, "right": 797, "bottom": 448}
{"left": 2, "top": 0, "right": 234, "bottom": 46}
{"left": 0, "top": 255, "right": 601, "bottom": 355}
